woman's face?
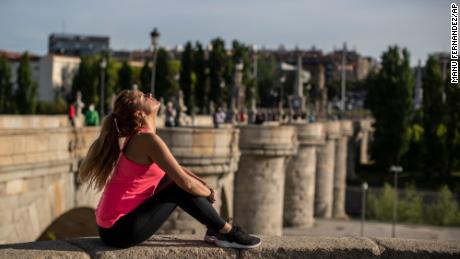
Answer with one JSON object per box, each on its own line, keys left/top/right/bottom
{"left": 140, "top": 92, "right": 160, "bottom": 116}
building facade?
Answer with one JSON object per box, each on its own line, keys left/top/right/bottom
{"left": 49, "top": 33, "right": 109, "bottom": 56}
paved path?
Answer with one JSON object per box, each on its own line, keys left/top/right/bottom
{"left": 284, "top": 219, "right": 460, "bottom": 241}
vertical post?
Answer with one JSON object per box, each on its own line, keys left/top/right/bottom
{"left": 100, "top": 58, "right": 107, "bottom": 118}
{"left": 151, "top": 47, "right": 157, "bottom": 96}
{"left": 150, "top": 28, "right": 160, "bottom": 97}
{"left": 341, "top": 42, "right": 347, "bottom": 112}
{"left": 361, "top": 182, "right": 368, "bottom": 236}
{"left": 390, "top": 165, "right": 403, "bottom": 238}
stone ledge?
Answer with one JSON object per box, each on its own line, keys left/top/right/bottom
{"left": 1, "top": 235, "right": 459, "bottom": 259}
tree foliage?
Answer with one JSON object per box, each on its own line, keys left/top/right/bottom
{"left": 422, "top": 56, "right": 448, "bottom": 178}
{"left": 118, "top": 60, "right": 133, "bottom": 91}
{"left": 180, "top": 42, "right": 195, "bottom": 114}
{"left": 15, "top": 52, "right": 38, "bottom": 114}
{"left": 209, "top": 38, "right": 231, "bottom": 107}
{"left": 366, "top": 46, "right": 414, "bottom": 169}
{"left": 0, "top": 54, "right": 16, "bottom": 113}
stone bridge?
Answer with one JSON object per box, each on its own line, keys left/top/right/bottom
{"left": 0, "top": 115, "right": 374, "bottom": 245}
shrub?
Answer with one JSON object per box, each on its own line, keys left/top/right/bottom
{"left": 424, "top": 185, "right": 459, "bottom": 226}
{"left": 398, "top": 183, "right": 423, "bottom": 224}
{"left": 36, "top": 98, "right": 67, "bottom": 114}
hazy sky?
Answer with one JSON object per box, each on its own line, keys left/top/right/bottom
{"left": 0, "top": 0, "right": 450, "bottom": 65}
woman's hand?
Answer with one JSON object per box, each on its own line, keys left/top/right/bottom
{"left": 207, "top": 187, "right": 216, "bottom": 204}
{"left": 182, "top": 166, "right": 215, "bottom": 203}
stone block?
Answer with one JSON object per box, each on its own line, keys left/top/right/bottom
{"left": 25, "top": 176, "right": 43, "bottom": 191}
{"left": 67, "top": 236, "right": 238, "bottom": 259}
{"left": 0, "top": 182, "right": 5, "bottom": 196}
{"left": 0, "top": 211, "right": 13, "bottom": 226}
{"left": 0, "top": 240, "right": 90, "bottom": 259}
{"left": 6, "top": 179, "right": 26, "bottom": 195}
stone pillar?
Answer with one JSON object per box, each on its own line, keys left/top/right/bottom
{"left": 234, "top": 125, "right": 297, "bottom": 235}
{"left": 314, "top": 121, "right": 341, "bottom": 218}
{"left": 283, "top": 122, "right": 325, "bottom": 227}
{"left": 359, "top": 119, "right": 373, "bottom": 165}
{"left": 156, "top": 126, "right": 240, "bottom": 235}
{"left": 332, "top": 120, "right": 353, "bottom": 219}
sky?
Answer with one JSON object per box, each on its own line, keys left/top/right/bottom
{"left": 0, "top": 0, "right": 451, "bottom": 66}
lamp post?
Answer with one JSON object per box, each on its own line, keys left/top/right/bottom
{"left": 150, "top": 28, "right": 160, "bottom": 96}
{"left": 361, "top": 182, "right": 368, "bottom": 237}
{"left": 340, "top": 42, "right": 347, "bottom": 112}
{"left": 390, "top": 165, "right": 403, "bottom": 238}
{"left": 204, "top": 44, "right": 213, "bottom": 114}
{"left": 100, "top": 57, "right": 107, "bottom": 118}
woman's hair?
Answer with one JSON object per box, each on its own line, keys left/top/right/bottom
{"left": 78, "top": 89, "right": 153, "bottom": 191}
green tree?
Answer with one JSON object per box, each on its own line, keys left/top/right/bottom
{"left": 155, "top": 48, "right": 171, "bottom": 99}
{"left": 140, "top": 59, "right": 151, "bottom": 93}
{"left": 100, "top": 55, "right": 118, "bottom": 114}
{"left": 194, "top": 42, "right": 208, "bottom": 113}
{"left": 15, "top": 52, "right": 38, "bottom": 114}
{"left": 180, "top": 42, "right": 195, "bottom": 114}
{"left": 118, "top": 60, "right": 132, "bottom": 91}
{"left": 209, "top": 38, "right": 231, "bottom": 107}
{"left": 0, "top": 54, "right": 16, "bottom": 113}
{"left": 366, "top": 46, "right": 414, "bottom": 169}
{"left": 231, "top": 40, "right": 254, "bottom": 109}
{"left": 444, "top": 64, "right": 460, "bottom": 175}
{"left": 257, "top": 53, "right": 279, "bottom": 107}
{"left": 72, "top": 56, "right": 97, "bottom": 108}
{"left": 166, "top": 59, "right": 181, "bottom": 101}
{"left": 422, "top": 56, "right": 448, "bottom": 178}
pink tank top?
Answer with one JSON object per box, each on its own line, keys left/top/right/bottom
{"left": 95, "top": 128, "right": 173, "bottom": 228}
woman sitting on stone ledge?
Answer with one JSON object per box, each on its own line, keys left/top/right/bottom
{"left": 77, "top": 89, "right": 261, "bottom": 249}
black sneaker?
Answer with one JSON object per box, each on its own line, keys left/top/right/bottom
{"left": 204, "top": 227, "right": 218, "bottom": 244}
{"left": 205, "top": 225, "right": 261, "bottom": 249}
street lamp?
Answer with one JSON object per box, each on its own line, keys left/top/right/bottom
{"left": 150, "top": 28, "right": 160, "bottom": 96}
{"left": 100, "top": 57, "right": 107, "bottom": 118}
{"left": 390, "top": 165, "right": 403, "bottom": 238}
{"left": 361, "top": 182, "right": 368, "bottom": 237}
{"left": 340, "top": 42, "right": 347, "bottom": 112}
{"left": 204, "top": 44, "right": 213, "bottom": 114}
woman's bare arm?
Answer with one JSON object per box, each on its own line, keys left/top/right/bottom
{"left": 143, "top": 133, "right": 211, "bottom": 197}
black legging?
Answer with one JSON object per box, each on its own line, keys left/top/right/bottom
{"left": 98, "top": 177, "right": 227, "bottom": 248}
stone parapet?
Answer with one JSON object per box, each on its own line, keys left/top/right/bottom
{"left": 0, "top": 115, "right": 69, "bottom": 129}
{"left": 325, "top": 121, "right": 342, "bottom": 140}
{"left": 294, "top": 122, "right": 326, "bottom": 146}
{"left": 284, "top": 122, "right": 325, "bottom": 228}
{"left": 238, "top": 125, "right": 297, "bottom": 156}
{"left": 234, "top": 125, "right": 297, "bottom": 236}
{"left": 1, "top": 235, "right": 459, "bottom": 259}
{"left": 340, "top": 120, "right": 354, "bottom": 137}
{"left": 332, "top": 120, "right": 354, "bottom": 220}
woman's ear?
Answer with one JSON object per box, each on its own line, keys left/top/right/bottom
{"left": 134, "top": 110, "right": 144, "bottom": 119}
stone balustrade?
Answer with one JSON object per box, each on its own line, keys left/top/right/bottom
{"left": 283, "top": 122, "right": 325, "bottom": 228}
{"left": 234, "top": 125, "right": 297, "bottom": 236}
{"left": 332, "top": 120, "right": 353, "bottom": 219}
{"left": 315, "top": 121, "right": 341, "bottom": 218}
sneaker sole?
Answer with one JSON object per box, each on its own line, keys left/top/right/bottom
{"left": 214, "top": 239, "right": 262, "bottom": 249}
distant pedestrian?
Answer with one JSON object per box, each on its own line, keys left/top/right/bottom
{"left": 165, "top": 101, "right": 176, "bottom": 127}
{"left": 68, "top": 103, "right": 76, "bottom": 127}
{"left": 85, "top": 104, "right": 100, "bottom": 126}
{"left": 213, "top": 107, "right": 225, "bottom": 128}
